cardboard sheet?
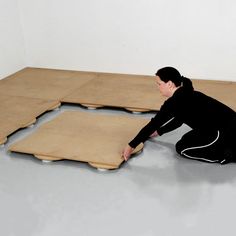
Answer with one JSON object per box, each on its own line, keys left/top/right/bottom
{"left": 0, "top": 94, "right": 59, "bottom": 144}
{"left": 1, "top": 68, "right": 235, "bottom": 112}
{"left": 193, "top": 79, "right": 236, "bottom": 111}
{"left": 9, "top": 111, "right": 148, "bottom": 169}
{"left": 0, "top": 68, "right": 97, "bottom": 101}
{"left": 62, "top": 73, "right": 166, "bottom": 112}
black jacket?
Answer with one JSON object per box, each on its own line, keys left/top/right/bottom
{"left": 129, "top": 86, "right": 236, "bottom": 148}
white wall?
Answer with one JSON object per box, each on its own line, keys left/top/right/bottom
{"left": 7, "top": 0, "right": 236, "bottom": 81}
{"left": 0, "top": 0, "right": 26, "bottom": 79}
{"left": 18, "top": 0, "right": 236, "bottom": 81}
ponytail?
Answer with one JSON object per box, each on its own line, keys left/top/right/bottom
{"left": 181, "top": 76, "right": 193, "bottom": 91}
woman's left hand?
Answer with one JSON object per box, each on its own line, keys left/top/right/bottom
{"left": 149, "top": 130, "right": 159, "bottom": 138}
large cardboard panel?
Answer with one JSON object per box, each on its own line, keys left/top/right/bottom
{"left": 0, "top": 68, "right": 97, "bottom": 101}
{"left": 193, "top": 79, "right": 236, "bottom": 111}
{"left": 9, "top": 111, "right": 148, "bottom": 169}
{"left": 2, "top": 68, "right": 235, "bottom": 112}
{"left": 0, "top": 94, "right": 59, "bottom": 144}
{"left": 62, "top": 73, "right": 166, "bottom": 111}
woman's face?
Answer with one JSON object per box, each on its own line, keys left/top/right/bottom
{"left": 156, "top": 76, "right": 172, "bottom": 97}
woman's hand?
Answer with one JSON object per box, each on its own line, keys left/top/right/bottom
{"left": 122, "top": 145, "right": 134, "bottom": 161}
{"left": 149, "top": 131, "right": 158, "bottom": 138}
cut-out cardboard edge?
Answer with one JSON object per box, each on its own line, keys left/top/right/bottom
{"left": 89, "top": 143, "right": 144, "bottom": 170}
{"left": 10, "top": 143, "right": 144, "bottom": 170}
{"left": 72, "top": 102, "right": 157, "bottom": 113}
{"left": 47, "top": 102, "right": 61, "bottom": 110}
{"left": 21, "top": 118, "right": 37, "bottom": 128}
{"left": 0, "top": 137, "right": 7, "bottom": 145}
{"left": 0, "top": 101, "right": 61, "bottom": 145}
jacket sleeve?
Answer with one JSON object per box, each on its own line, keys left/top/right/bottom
{"left": 129, "top": 99, "right": 183, "bottom": 148}
{"left": 129, "top": 117, "right": 158, "bottom": 148}
{"left": 156, "top": 116, "right": 183, "bottom": 136}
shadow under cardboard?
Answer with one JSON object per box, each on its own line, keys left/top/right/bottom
{"left": 7, "top": 149, "right": 123, "bottom": 175}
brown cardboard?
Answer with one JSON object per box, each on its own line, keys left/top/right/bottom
{"left": 0, "top": 94, "right": 59, "bottom": 144}
{"left": 9, "top": 111, "right": 148, "bottom": 169}
{"left": 62, "top": 73, "right": 166, "bottom": 111}
{"left": 0, "top": 67, "right": 96, "bottom": 101}
{"left": 193, "top": 79, "right": 236, "bottom": 111}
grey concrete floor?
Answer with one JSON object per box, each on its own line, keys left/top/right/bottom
{"left": 1, "top": 104, "right": 236, "bottom": 236}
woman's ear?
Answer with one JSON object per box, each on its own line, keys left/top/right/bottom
{"left": 167, "top": 80, "right": 174, "bottom": 88}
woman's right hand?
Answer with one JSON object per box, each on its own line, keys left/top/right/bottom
{"left": 122, "top": 145, "right": 134, "bottom": 162}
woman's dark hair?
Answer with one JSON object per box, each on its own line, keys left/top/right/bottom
{"left": 155, "top": 66, "right": 193, "bottom": 90}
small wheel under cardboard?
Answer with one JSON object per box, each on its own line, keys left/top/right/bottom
{"left": 21, "top": 118, "right": 37, "bottom": 128}
{"left": 34, "top": 154, "right": 63, "bottom": 162}
{"left": 89, "top": 162, "right": 117, "bottom": 170}
{"left": 81, "top": 103, "right": 104, "bottom": 110}
{"left": 125, "top": 107, "right": 150, "bottom": 113}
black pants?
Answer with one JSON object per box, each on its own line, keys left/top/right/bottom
{"left": 175, "top": 128, "right": 235, "bottom": 164}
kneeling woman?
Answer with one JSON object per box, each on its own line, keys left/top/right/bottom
{"left": 122, "top": 67, "right": 236, "bottom": 164}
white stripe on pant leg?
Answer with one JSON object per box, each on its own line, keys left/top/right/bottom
{"left": 160, "top": 117, "right": 175, "bottom": 128}
{"left": 180, "top": 130, "right": 220, "bottom": 163}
